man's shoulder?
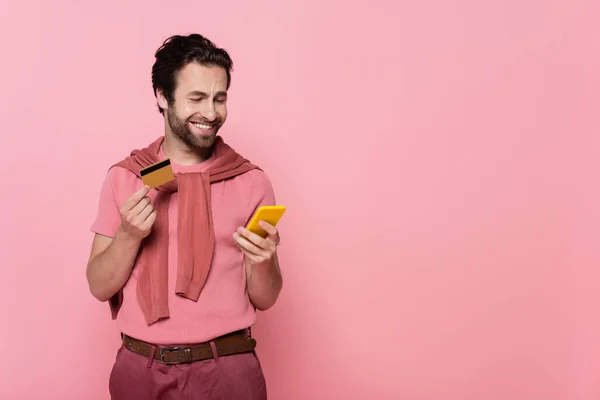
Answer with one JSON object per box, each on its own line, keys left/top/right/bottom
{"left": 101, "top": 164, "right": 141, "bottom": 202}
{"left": 238, "top": 167, "right": 276, "bottom": 206}
{"left": 106, "top": 163, "right": 140, "bottom": 183}
{"left": 235, "top": 167, "right": 274, "bottom": 191}
{"left": 245, "top": 167, "right": 272, "bottom": 183}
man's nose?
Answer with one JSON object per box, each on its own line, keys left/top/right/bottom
{"left": 200, "top": 102, "right": 217, "bottom": 121}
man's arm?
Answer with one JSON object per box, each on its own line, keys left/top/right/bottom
{"left": 86, "top": 231, "right": 142, "bottom": 302}
{"left": 86, "top": 184, "right": 156, "bottom": 302}
{"left": 234, "top": 221, "right": 283, "bottom": 311}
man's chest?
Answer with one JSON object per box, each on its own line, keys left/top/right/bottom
{"left": 165, "top": 179, "right": 251, "bottom": 249}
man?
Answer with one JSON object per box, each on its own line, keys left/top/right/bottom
{"left": 86, "top": 33, "right": 282, "bottom": 400}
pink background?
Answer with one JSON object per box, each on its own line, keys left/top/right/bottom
{"left": 1, "top": 0, "right": 598, "bottom": 399}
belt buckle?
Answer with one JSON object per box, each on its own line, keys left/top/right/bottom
{"left": 159, "top": 346, "right": 181, "bottom": 364}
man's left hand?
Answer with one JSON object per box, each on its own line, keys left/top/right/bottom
{"left": 233, "top": 221, "right": 280, "bottom": 268}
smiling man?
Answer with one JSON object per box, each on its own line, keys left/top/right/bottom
{"left": 86, "top": 34, "right": 282, "bottom": 400}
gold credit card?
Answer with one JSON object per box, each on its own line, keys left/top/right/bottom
{"left": 140, "top": 159, "right": 175, "bottom": 188}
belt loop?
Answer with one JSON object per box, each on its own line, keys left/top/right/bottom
{"left": 184, "top": 348, "right": 192, "bottom": 363}
{"left": 209, "top": 341, "right": 219, "bottom": 363}
{"left": 147, "top": 345, "right": 156, "bottom": 368}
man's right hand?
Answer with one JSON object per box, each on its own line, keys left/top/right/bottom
{"left": 87, "top": 184, "right": 157, "bottom": 302}
{"left": 117, "top": 185, "right": 157, "bottom": 240}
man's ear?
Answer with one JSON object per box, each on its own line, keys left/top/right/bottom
{"left": 156, "top": 89, "right": 169, "bottom": 110}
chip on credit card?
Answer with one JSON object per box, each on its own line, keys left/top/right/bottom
{"left": 140, "top": 159, "right": 175, "bottom": 188}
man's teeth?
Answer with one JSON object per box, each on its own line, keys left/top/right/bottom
{"left": 193, "top": 123, "right": 211, "bottom": 130}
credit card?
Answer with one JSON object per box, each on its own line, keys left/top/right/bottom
{"left": 140, "top": 159, "right": 175, "bottom": 188}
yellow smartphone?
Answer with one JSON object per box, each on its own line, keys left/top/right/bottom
{"left": 246, "top": 205, "right": 286, "bottom": 238}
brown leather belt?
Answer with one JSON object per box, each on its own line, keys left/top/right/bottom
{"left": 121, "top": 329, "right": 256, "bottom": 365}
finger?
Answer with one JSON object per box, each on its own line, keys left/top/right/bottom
{"left": 236, "top": 227, "right": 268, "bottom": 249}
{"left": 139, "top": 210, "right": 157, "bottom": 231}
{"left": 123, "top": 185, "right": 151, "bottom": 210}
{"left": 233, "top": 232, "right": 265, "bottom": 256}
{"left": 234, "top": 237, "right": 260, "bottom": 263}
{"left": 238, "top": 246, "right": 261, "bottom": 263}
{"left": 136, "top": 202, "right": 154, "bottom": 223}
{"left": 258, "top": 221, "right": 280, "bottom": 244}
{"left": 132, "top": 196, "right": 152, "bottom": 216}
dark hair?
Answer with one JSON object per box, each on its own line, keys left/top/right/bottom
{"left": 151, "top": 33, "right": 233, "bottom": 114}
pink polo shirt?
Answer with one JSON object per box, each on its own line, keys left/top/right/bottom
{"left": 90, "top": 144, "right": 276, "bottom": 345}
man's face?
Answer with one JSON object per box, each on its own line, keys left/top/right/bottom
{"left": 160, "top": 62, "right": 228, "bottom": 149}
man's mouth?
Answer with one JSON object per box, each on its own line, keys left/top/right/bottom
{"left": 191, "top": 122, "right": 213, "bottom": 130}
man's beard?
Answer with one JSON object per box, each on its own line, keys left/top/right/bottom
{"left": 166, "top": 107, "right": 222, "bottom": 149}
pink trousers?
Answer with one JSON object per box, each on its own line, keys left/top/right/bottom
{"left": 109, "top": 344, "right": 267, "bottom": 400}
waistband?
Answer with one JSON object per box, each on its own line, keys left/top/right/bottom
{"left": 121, "top": 329, "right": 256, "bottom": 364}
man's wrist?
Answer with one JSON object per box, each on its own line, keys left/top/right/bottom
{"left": 252, "top": 257, "right": 281, "bottom": 279}
{"left": 115, "top": 226, "right": 143, "bottom": 247}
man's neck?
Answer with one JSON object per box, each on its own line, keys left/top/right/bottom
{"left": 161, "top": 133, "right": 214, "bottom": 165}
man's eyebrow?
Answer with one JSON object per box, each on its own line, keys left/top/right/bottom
{"left": 187, "top": 90, "right": 228, "bottom": 97}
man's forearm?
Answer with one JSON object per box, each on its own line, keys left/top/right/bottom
{"left": 86, "top": 229, "right": 142, "bottom": 302}
{"left": 247, "top": 257, "right": 283, "bottom": 311}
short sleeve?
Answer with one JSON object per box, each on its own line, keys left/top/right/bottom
{"left": 245, "top": 169, "right": 277, "bottom": 224}
{"left": 90, "top": 166, "right": 138, "bottom": 238}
